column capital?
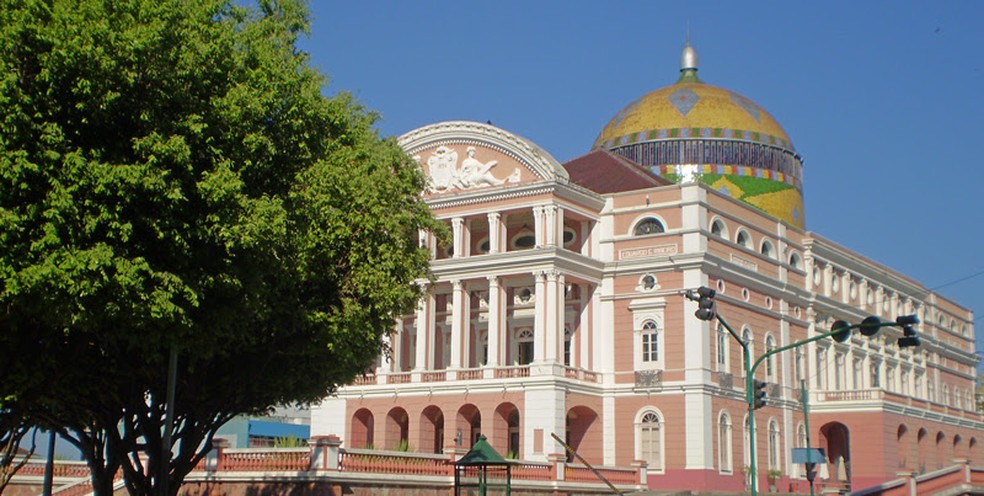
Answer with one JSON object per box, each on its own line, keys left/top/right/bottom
{"left": 487, "top": 274, "right": 500, "bottom": 286}
{"left": 452, "top": 279, "right": 463, "bottom": 290}
{"left": 451, "top": 217, "right": 464, "bottom": 226}
{"left": 487, "top": 211, "right": 501, "bottom": 221}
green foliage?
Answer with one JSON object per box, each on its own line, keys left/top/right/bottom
{"left": 394, "top": 439, "right": 412, "bottom": 452}
{"left": 0, "top": 1, "right": 442, "bottom": 495}
{"left": 273, "top": 435, "right": 306, "bottom": 448}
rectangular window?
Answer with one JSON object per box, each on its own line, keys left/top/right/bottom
{"left": 642, "top": 333, "right": 658, "bottom": 362}
{"left": 518, "top": 341, "right": 534, "bottom": 365}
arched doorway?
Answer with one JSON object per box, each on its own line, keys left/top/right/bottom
{"left": 457, "top": 404, "right": 482, "bottom": 447}
{"left": 386, "top": 407, "right": 409, "bottom": 450}
{"left": 566, "top": 406, "right": 600, "bottom": 463}
{"left": 897, "top": 424, "right": 909, "bottom": 470}
{"left": 917, "top": 428, "right": 928, "bottom": 473}
{"left": 351, "top": 408, "right": 374, "bottom": 449}
{"left": 819, "top": 422, "right": 851, "bottom": 487}
{"left": 935, "top": 432, "right": 947, "bottom": 470}
{"left": 420, "top": 405, "right": 445, "bottom": 453}
{"left": 493, "top": 403, "right": 520, "bottom": 458}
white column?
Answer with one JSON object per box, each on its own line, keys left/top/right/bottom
{"left": 391, "top": 319, "right": 403, "bottom": 372}
{"left": 462, "top": 282, "right": 472, "bottom": 368}
{"left": 414, "top": 283, "right": 431, "bottom": 372}
{"left": 822, "top": 265, "right": 833, "bottom": 297}
{"left": 579, "top": 283, "right": 592, "bottom": 371}
{"left": 554, "top": 206, "right": 565, "bottom": 249}
{"left": 487, "top": 212, "right": 502, "bottom": 254}
{"left": 532, "top": 205, "right": 544, "bottom": 248}
{"left": 580, "top": 220, "right": 592, "bottom": 257}
{"left": 452, "top": 217, "right": 464, "bottom": 258}
{"left": 487, "top": 276, "right": 503, "bottom": 367}
{"left": 450, "top": 279, "right": 465, "bottom": 369}
{"left": 533, "top": 271, "right": 547, "bottom": 362}
{"left": 544, "top": 205, "right": 557, "bottom": 246}
{"left": 546, "top": 271, "right": 564, "bottom": 364}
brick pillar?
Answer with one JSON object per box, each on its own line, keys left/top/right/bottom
{"left": 208, "top": 438, "right": 229, "bottom": 471}
{"left": 308, "top": 435, "right": 342, "bottom": 471}
{"left": 895, "top": 470, "right": 916, "bottom": 496}
{"left": 631, "top": 459, "right": 648, "bottom": 485}
{"left": 548, "top": 453, "right": 566, "bottom": 481}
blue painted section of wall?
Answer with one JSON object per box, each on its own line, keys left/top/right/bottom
{"left": 248, "top": 420, "right": 309, "bottom": 440}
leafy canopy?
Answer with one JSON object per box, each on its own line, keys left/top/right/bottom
{"left": 0, "top": 0, "right": 441, "bottom": 494}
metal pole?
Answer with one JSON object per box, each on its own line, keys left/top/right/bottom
{"left": 549, "top": 432, "right": 622, "bottom": 495}
{"left": 715, "top": 315, "right": 756, "bottom": 496}
{"left": 802, "top": 379, "right": 815, "bottom": 496}
{"left": 42, "top": 430, "right": 55, "bottom": 496}
{"left": 160, "top": 348, "right": 177, "bottom": 496}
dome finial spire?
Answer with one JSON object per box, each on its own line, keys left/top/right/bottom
{"left": 679, "top": 26, "right": 700, "bottom": 83}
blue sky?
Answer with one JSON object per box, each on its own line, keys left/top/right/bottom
{"left": 304, "top": 1, "right": 984, "bottom": 360}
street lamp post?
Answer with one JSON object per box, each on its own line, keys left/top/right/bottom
{"left": 686, "top": 287, "right": 919, "bottom": 496}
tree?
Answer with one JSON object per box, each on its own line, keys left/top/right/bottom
{"left": 0, "top": 1, "right": 443, "bottom": 495}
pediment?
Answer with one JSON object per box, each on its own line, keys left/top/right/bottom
{"left": 398, "top": 121, "right": 568, "bottom": 197}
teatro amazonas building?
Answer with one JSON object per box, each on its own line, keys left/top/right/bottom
{"left": 311, "top": 43, "right": 981, "bottom": 493}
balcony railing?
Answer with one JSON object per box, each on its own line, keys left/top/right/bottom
{"left": 347, "top": 363, "right": 609, "bottom": 387}
{"left": 11, "top": 441, "right": 648, "bottom": 495}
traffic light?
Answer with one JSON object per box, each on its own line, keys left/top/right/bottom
{"left": 859, "top": 315, "right": 881, "bottom": 337}
{"left": 687, "top": 286, "right": 716, "bottom": 321}
{"left": 753, "top": 379, "right": 768, "bottom": 410}
{"left": 830, "top": 319, "right": 851, "bottom": 343}
{"left": 896, "top": 315, "right": 920, "bottom": 348}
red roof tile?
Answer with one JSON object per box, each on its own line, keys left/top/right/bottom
{"left": 562, "top": 149, "right": 672, "bottom": 194}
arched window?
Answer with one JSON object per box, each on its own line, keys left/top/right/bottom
{"left": 765, "top": 335, "right": 776, "bottom": 379}
{"left": 789, "top": 252, "right": 802, "bottom": 269}
{"left": 641, "top": 320, "right": 659, "bottom": 363}
{"left": 634, "top": 217, "right": 665, "bottom": 236}
{"left": 719, "top": 412, "right": 733, "bottom": 473}
{"left": 710, "top": 219, "right": 727, "bottom": 238}
{"left": 716, "top": 324, "right": 729, "bottom": 372}
{"left": 736, "top": 230, "right": 751, "bottom": 249}
{"left": 768, "top": 420, "right": 781, "bottom": 471}
{"left": 638, "top": 412, "right": 663, "bottom": 471}
{"left": 761, "top": 239, "right": 775, "bottom": 259}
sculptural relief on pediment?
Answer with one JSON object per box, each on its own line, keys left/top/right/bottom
{"left": 415, "top": 145, "right": 521, "bottom": 194}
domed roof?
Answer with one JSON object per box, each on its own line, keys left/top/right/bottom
{"left": 593, "top": 43, "right": 806, "bottom": 229}
{"left": 594, "top": 58, "right": 793, "bottom": 151}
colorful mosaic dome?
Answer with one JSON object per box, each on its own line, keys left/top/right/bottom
{"left": 594, "top": 44, "right": 805, "bottom": 228}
